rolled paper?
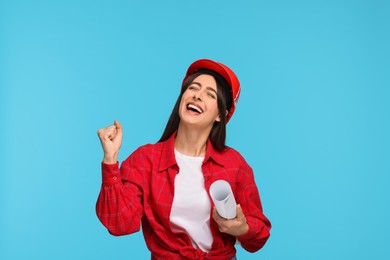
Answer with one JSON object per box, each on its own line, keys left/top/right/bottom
{"left": 209, "top": 180, "right": 237, "bottom": 219}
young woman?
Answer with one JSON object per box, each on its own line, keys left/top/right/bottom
{"left": 96, "top": 59, "right": 271, "bottom": 259}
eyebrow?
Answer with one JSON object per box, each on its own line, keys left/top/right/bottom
{"left": 191, "top": 81, "right": 218, "bottom": 95}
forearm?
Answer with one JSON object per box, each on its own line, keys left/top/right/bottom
{"left": 237, "top": 215, "right": 271, "bottom": 252}
{"left": 234, "top": 161, "right": 272, "bottom": 252}
{"left": 96, "top": 162, "right": 143, "bottom": 236}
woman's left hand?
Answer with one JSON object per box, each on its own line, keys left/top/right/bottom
{"left": 212, "top": 204, "right": 249, "bottom": 237}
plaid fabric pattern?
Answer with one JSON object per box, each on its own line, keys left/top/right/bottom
{"left": 96, "top": 133, "right": 271, "bottom": 259}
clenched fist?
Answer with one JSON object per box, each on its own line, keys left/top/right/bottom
{"left": 97, "top": 120, "right": 123, "bottom": 164}
{"left": 212, "top": 204, "right": 249, "bottom": 237}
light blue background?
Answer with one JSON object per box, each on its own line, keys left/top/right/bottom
{"left": 1, "top": 0, "right": 389, "bottom": 259}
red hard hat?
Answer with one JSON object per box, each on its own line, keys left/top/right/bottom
{"left": 182, "top": 59, "right": 241, "bottom": 123}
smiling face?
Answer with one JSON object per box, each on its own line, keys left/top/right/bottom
{"left": 178, "top": 74, "right": 221, "bottom": 129}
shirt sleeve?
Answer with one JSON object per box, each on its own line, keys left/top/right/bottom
{"left": 95, "top": 148, "right": 146, "bottom": 236}
{"left": 235, "top": 157, "right": 271, "bottom": 252}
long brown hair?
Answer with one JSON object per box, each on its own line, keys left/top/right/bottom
{"left": 158, "top": 69, "right": 232, "bottom": 152}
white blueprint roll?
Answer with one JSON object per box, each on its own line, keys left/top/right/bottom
{"left": 209, "top": 180, "right": 237, "bottom": 219}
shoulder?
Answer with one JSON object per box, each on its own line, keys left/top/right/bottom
{"left": 223, "top": 146, "right": 247, "bottom": 162}
{"left": 125, "top": 142, "right": 163, "bottom": 161}
{"left": 222, "top": 146, "right": 243, "bottom": 157}
{"left": 122, "top": 138, "right": 174, "bottom": 167}
{"left": 213, "top": 146, "right": 251, "bottom": 169}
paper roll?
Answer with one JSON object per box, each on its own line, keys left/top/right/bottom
{"left": 209, "top": 180, "right": 237, "bottom": 219}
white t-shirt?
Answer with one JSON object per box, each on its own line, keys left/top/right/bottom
{"left": 169, "top": 149, "right": 213, "bottom": 252}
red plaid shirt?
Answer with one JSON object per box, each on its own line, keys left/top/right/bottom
{"left": 96, "top": 133, "right": 271, "bottom": 259}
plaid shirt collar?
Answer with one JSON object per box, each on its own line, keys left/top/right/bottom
{"left": 158, "top": 132, "right": 225, "bottom": 172}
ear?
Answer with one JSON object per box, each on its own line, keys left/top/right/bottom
{"left": 215, "top": 110, "right": 228, "bottom": 123}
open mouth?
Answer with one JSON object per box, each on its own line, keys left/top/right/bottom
{"left": 187, "top": 103, "right": 203, "bottom": 114}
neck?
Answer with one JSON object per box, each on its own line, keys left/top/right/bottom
{"left": 175, "top": 124, "right": 211, "bottom": 157}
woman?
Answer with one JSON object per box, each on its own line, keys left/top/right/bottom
{"left": 96, "top": 59, "right": 271, "bottom": 259}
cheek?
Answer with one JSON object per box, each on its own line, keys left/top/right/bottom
{"left": 182, "top": 89, "right": 192, "bottom": 99}
{"left": 179, "top": 92, "right": 188, "bottom": 105}
{"left": 178, "top": 96, "right": 187, "bottom": 115}
{"left": 209, "top": 100, "right": 220, "bottom": 116}
{"left": 178, "top": 99, "right": 184, "bottom": 113}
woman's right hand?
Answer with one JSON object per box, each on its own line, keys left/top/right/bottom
{"left": 97, "top": 120, "right": 123, "bottom": 164}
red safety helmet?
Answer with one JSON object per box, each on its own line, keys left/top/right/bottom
{"left": 182, "top": 59, "right": 241, "bottom": 123}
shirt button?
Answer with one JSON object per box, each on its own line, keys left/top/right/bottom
{"left": 113, "top": 176, "right": 117, "bottom": 181}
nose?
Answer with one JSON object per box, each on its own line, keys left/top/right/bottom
{"left": 193, "top": 87, "right": 208, "bottom": 101}
{"left": 193, "top": 92, "right": 202, "bottom": 101}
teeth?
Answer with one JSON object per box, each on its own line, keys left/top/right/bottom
{"left": 188, "top": 104, "right": 203, "bottom": 113}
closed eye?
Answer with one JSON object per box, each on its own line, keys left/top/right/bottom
{"left": 206, "top": 87, "right": 217, "bottom": 99}
{"left": 208, "top": 92, "right": 216, "bottom": 99}
{"left": 188, "top": 85, "right": 200, "bottom": 91}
